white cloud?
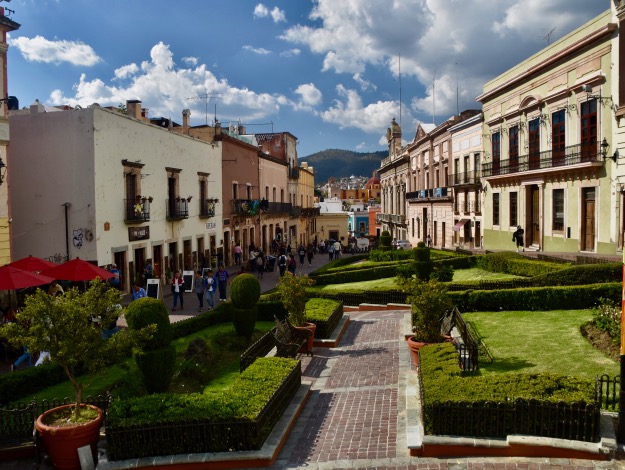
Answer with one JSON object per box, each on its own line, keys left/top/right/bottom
{"left": 280, "top": 0, "right": 605, "bottom": 119}
{"left": 242, "top": 45, "right": 271, "bottom": 55}
{"left": 353, "top": 73, "right": 376, "bottom": 92}
{"left": 320, "top": 85, "right": 405, "bottom": 133}
{"left": 114, "top": 63, "right": 139, "bottom": 80}
{"left": 294, "top": 83, "right": 322, "bottom": 107}
{"left": 9, "top": 35, "right": 101, "bottom": 66}
{"left": 182, "top": 56, "right": 198, "bottom": 66}
{"left": 48, "top": 42, "right": 286, "bottom": 124}
{"left": 280, "top": 48, "right": 301, "bottom": 57}
{"left": 254, "top": 4, "right": 269, "bottom": 18}
{"left": 270, "top": 6, "right": 286, "bottom": 23}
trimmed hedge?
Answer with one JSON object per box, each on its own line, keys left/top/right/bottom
{"left": 532, "top": 263, "right": 621, "bottom": 287}
{"left": 312, "top": 254, "right": 369, "bottom": 275}
{"left": 305, "top": 298, "right": 343, "bottom": 339}
{"left": 171, "top": 302, "right": 232, "bottom": 339}
{"left": 0, "top": 362, "right": 67, "bottom": 405}
{"left": 230, "top": 274, "right": 261, "bottom": 309}
{"left": 476, "top": 251, "right": 565, "bottom": 276}
{"left": 312, "top": 265, "right": 398, "bottom": 285}
{"left": 449, "top": 282, "right": 621, "bottom": 312}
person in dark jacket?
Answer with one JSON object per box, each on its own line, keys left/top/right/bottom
{"left": 512, "top": 225, "right": 524, "bottom": 252}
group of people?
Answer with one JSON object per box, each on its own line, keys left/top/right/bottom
{"left": 169, "top": 265, "right": 230, "bottom": 312}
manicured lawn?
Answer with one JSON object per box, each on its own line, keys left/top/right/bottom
{"left": 464, "top": 309, "right": 619, "bottom": 380}
{"left": 310, "top": 277, "right": 398, "bottom": 292}
{"left": 452, "top": 268, "right": 523, "bottom": 282}
{"left": 13, "top": 321, "right": 275, "bottom": 403}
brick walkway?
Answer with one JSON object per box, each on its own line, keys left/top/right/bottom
{"left": 260, "top": 309, "right": 625, "bottom": 470}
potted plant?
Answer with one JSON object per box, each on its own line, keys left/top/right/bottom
{"left": 276, "top": 273, "right": 316, "bottom": 350}
{"left": 0, "top": 279, "right": 154, "bottom": 470}
{"left": 398, "top": 278, "right": 453, "bottom": 366}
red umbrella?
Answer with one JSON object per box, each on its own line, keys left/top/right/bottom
{"left": 0, "top": 265, "right": 55, "bottom": 290}
{"left": 10, "top": 255, "right": 59, "bottom": 272}
{"left": 41, "top": 258, "right": 115, "bottom": 282}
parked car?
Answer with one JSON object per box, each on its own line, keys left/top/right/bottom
{"left": 394, "top": 240, "right": 412, "bottom": 250}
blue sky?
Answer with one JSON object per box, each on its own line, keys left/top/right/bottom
{"left": 6, "top": 0, "right": 607, "bottom": 158}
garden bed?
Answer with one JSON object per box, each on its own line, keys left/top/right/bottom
{"left": 306, "top": 298, "right": 343, "bottom": 339}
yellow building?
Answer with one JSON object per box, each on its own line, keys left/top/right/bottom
{"left": 478, "top": 9, "right": 616, "bottom": 254}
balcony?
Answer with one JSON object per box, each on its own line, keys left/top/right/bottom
{"left": 450, "top": 171, "right": 481, "bottom": 187}
{"left": 482, "top": 142, "right": 601, "bottom": 178}
{"left": 267, "top": 202, "right": 293, "bottom": 214}
{"left": 232, "top": 199, "right": 293, "bottom": 215}
{"left": 406, "top": 187, "right": 452, "bottom": 202}
{"left": 124, "top": 199, "right": 151, "bottom": 224}
{"left": 289, "top": 167, "right": 300, "bottom": 179}
{"left": 300, "top": 207, "right": 320, "bottom": 218}
{"left": 199, "top": 199, "right": 217, "bottom": 219}
{"left": 166, "top": 199, "right": 189, "bottom": 220}
{"left": 378, "top": 213, "right": 406, "bottom": 225}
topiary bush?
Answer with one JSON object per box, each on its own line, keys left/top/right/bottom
{"left": 230, "top": 274, "right": 261, "bottom": 309}
{"left": 125, "top": 297, "right": 172, "bottom": 349}
{"left": 125, "top": 297, "right": 176, "bottom": 394}
{"left": 431, "top": 264, "right": 454, "bottom": 282}
{"left": 232, "top": 306, "right": 258, "bottom": 339}
{"left": 379, "top": 230, "right": 392, "bottom": 252}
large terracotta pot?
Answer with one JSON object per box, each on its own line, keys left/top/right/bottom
{"left": 294, "top": 322, "right": 316, "bottom": 354}
{"left": 406, "top": 336, "right": 428, "bottom": 367}
{"left": 36, "top": 404, "right": 103, "bottom": 470}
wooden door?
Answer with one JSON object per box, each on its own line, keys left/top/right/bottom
{"left": 530, "top": 186, "right": 540, "bottom": 245}
{"left": 581, "top": 188, "right": 596, "bottom": 251}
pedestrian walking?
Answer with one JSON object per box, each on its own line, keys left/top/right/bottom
{"left": 513, "top": 225, "right": 525, "bottom": 252}
{"left": 306, "top": 244, "right": 314, "bottom": 266}
{"left": 298, "top": 245, "right": 306, "bottom": 266}
{"left": 204, "top": 268, "right": 216, "bottom": 310}
{"left": 194, "top": 271, "right": 205, "bottom": 312}
{"left": 131, "top": 282, "right": 147, "bottom": 301}
{"left": 215, "top": 264, "right": 230, "bottom": 301}
{"left": 233, "top": 243, "right": 242, "bottom": 266}
{"left": 255, "top": 251, "right": 265, "bottom": 279}
{"left": 171, "top": 271, "right": 185, "bottom": 311}
{"left": 333, "top": 240, "right": 341, "bottom": 260}
{"left": 277, "top": 251, "right": 288, "bottom": 277}
{"left": 109, "top": 263, "right": 121, "bottom": 290}
{"left": 287, "top": 253, "right": 297, "bottom": 275}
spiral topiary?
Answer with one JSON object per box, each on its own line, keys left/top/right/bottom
{"left": 230, "top": 273, "right": 261, "bottom": 309}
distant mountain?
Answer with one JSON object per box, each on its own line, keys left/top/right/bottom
{"left": 301, "top": 149, "right": 386, "bottom": 183}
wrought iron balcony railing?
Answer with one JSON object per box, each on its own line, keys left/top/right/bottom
{"left": 124, "top": 199, "right": 150, "bottom": 223}
{"left": 300, "top": 207, "right": 320, "bottom": 217}
{"left": 482, "top": 142, "right": 601, "bottom": 178}
{"left": 450, "top": 171, "right": 481, "bottom": 187}
{"left": 377, "top": 213, "right": 406, "bottom": 225}
{"left": 166, "top": 199, "right": 189, "bottom": 220}
{"left": 406, "top": 187, "right": 452, "bottom": 201}
{"left": 199, "top": 199, "right": 217, "bottom": 218}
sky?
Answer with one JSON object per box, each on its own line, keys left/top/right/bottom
{"left": 5, "top": 0, "right": 608, "bottom": 158}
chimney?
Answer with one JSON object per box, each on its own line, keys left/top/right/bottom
{"left": 182, "top": 109, "right": 190, "bottom": 133}
{"left": 126, "top": 100, "right": 142, "bottom": 119}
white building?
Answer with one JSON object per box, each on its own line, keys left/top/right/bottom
{"left": 9, "top": 101, "right": 222, "bottom": 290}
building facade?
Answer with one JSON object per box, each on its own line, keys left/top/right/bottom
{"left": 9, "top": 102, "right": 222, "bottom": 290}
{"left": 478, "top": 9, "right": 615, "bottom": 254}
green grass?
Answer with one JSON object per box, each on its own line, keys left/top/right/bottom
{"left": 465, "top": 309, "right": 619, "bottom": 380}
{"left": 14, "top": 321, "right": 275, "bottom": 403}
{"left": 452, "top": 268, "right": 523, "bottom": 282}
{"left": 309, "top": 277, "right": 399, "bottom": 292}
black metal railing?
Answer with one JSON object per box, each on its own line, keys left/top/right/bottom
{"left": 289, "top": 168, "right": 300, "bottom": 179}
{"left": 199, "top": 199, "right": 216, "bottom": 218}
{"left": 311, "top": 290, "right": 408, "bottom": 306}
{"left": 300, "top": 207, "right": 320, "bottom": 217}
{"left": 406, "top": 187, "right": 452, "bottom": 201}
{"left": 596, "top": 374, "right": 620, "bottom": 411}
{"left": 267, "top": 202, "right": 293, "bottom": 214}
{"left": 482, "top": 142, "right": 601, "bottom": 177}
{"left": 450, "top": 171, "right": 481, "bottom": 187}
{"left": 166, "top": 199, "right": 189, "bottom": 220}
{"left": 124, "top": 199, "right": 151, "bottom": 223}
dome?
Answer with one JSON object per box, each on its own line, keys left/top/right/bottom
{"left": 366, "top": 176, "right": 380, "bottom": 188}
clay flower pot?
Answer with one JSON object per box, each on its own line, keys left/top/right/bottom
{"left": 294, "top": 321, "right": 316, "bottom": 353}
{"left": 406, "top": 336, "right": 428, "bottom": 367}
{"left": 35, "top": 404, "right": 103, "bottom": 470}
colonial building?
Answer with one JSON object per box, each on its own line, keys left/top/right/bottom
{"left": 379, "top": 118, "right": 410, "bottom": 240}
{"left": 448, "top": 113, "right": 484, "bottom": 248}
{"left": 477, "top": 8, "right": 616, "bottom": 254}
{"left": 9, "top": 101, "right": 223, "bottom": 290}
{"left": 0, "top": 9, "right": 19, "bottom": 265}
{"left": 297, "top": 161, "right": 319, "bottom": 247}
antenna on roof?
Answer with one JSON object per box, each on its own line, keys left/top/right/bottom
{"left": 398, "top": 53, "right": 402, "bottom": 130}
{"left": 432, "top": 68, "right": 436, "bottom": 125}
{"left": 543, "top": 27, "right": 557, "bottom": 45}
{"left": 187, "top": 90, "right": 222, "bottom": 125}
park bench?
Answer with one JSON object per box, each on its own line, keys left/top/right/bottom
{"left": 272, "top": 316, "right": 312, "bottom": 357}
{"left": 239, "top": 317, "right": 313, "bottom": 372}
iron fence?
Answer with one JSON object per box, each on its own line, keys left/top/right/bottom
{"left": 596, "top": 374, "right": 620, "bottom": 411}
{"left": 311, "top": 290, "right": 408, "bottom": 306}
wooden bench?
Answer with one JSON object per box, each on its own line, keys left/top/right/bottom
{"left": 272, "top": 316, "right": 312, "bottom": 357}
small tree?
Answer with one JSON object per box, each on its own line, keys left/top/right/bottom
{"left": 0, "top": 279, "right": 154, "bottom": 422}
{"left": 276, "top": 273, "right": 315, "bottom": 326}
{"left": 399, "top": 278, "right": 453, "bottom": 343}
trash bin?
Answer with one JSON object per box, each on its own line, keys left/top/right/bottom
{"left": 265, "top": 255, "right": 276, "bottom": 272}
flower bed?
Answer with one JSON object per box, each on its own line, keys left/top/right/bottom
{"left": 305, "top": 298, "right": 343, "bottom": 339}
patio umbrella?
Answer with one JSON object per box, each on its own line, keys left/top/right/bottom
{"left": 0, "top": 265, "right": 55, "bottom": 290}
{"left": 10, "top": 255, "right": 59, "bottom": 272}
{"left": 41, "top": 258, "right": 115, "bottom": 282}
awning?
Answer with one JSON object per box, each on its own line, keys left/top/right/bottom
{"left": 452, "top": 219, "right": 470, "bottom": 232}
